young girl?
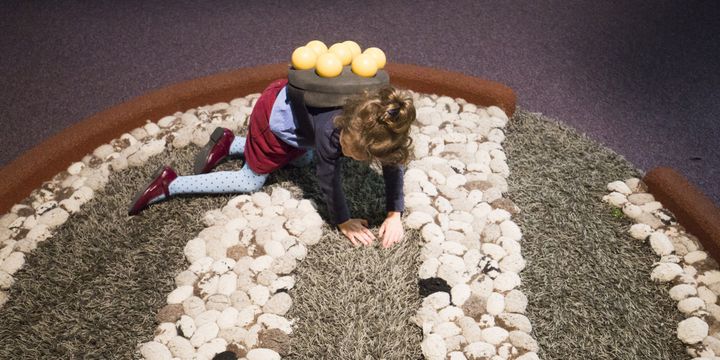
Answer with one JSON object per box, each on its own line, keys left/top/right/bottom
{"left": 128, "top": 78, "right": 415, "bottom": 248}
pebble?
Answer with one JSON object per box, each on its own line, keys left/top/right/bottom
{"left": 246, "top": 349, "right": 281, "bottom": 360}
{"left": 421, "top": 333, "right": 447, "bottom": 360}
{"left": 678, "top": 297, "right": 706, "bottom": 315}
{"left": 608, "top": 181, "right": 632, "bottom": 195}
{"left": 678, "top": 317, "right": 709, "bottom": 344}
{"left": 670, "top": 284, "right": 698, "bottom": 301}
{"left": 629, "top": 223, "right": 653, "bottom": 240}
{"left": 0, "top": 252, "right": 25, "bottom": 275}
{"left": 482, "top": 326, "right": 509, "bottom": 345}
{"left": 650, "top": 232, "right": 674, "bottom": 256}
{"left": 510, "top": 330, "right": 539, "bottom": 352}
{"left": 139, "top": 341, "right": 172, "bottom": 360}
{"left": 486, "top": 292, "right": 505, "bottom": 315}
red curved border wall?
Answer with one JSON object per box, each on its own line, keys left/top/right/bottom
{"left": 643, "top": 167, "right": 720, "bottom": 261}
{"left": 0, "top": 62, "right": 516, "bottom": 213}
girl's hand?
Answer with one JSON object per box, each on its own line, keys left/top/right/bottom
{"left": 379, "top": 212, "right": 404, "bottom": 248}
{"left": 338, "top": 218, "right": 375, "bottom": 247}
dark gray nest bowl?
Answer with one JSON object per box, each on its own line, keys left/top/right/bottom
{"left": 287, "top": 65, "right": 390, "bottom": 108}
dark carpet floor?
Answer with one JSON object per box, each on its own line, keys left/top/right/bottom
{"left": 2, "top": 0, "right": 719, "bottom": 205}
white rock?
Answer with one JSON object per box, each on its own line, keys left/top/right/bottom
{"left": 0, "top": 270, "right": 14, "bottom": 289}
{"left": 216, "top": 307, "right": 239, "bottom": 329}
{"left": 196, "top": 338, "right": 227, "bottom": 359}
{"left": 139, "top": 341, "right": 172, "bottom": 360}
{"left": 442, "top": 241, "right": 467, "bottom": 256}
{"left": 670, "top": 284, "right": 698, "bottom": 301}
{"left": 494, "top": 272, "right": 521, "bottom": 292}
{"left": 509, "top": 330, "right": 539, "bottom": 352}
{"left": 263, "top": 292, "right": 293, "bottom": 315}
{"left": 166, "top": 286, "right": 193, "bottom": 305}
{"left": 498, "top": 313, "right": 532, "bottom": 333}
{"left": 257, "top": 313, "right": 294, "bottom": 334}
{"left": 603, "top": 192, "right": 627, "bottom": 207}
{"left": 248, "top": 284, "right": 270, "bottom": 306}
{"left": 516, "top": 352, "right": 540, "bottom": 360}
{"left": 190, "top": 322, "right": 219, "bottom": 348}
{"left": 464, "top": 341, "right": 496, "bottom": 358}
{"left": 608, "top": 181, "right": 632, "bottom": 195}
{"left": 422, "top": 223, "right": 445, "bottom": 243}
{"left": 435, "top": 196, "right": 453, "bottom": 214}
{"left": 499, "top": 253, "right": 526, "bottom": 273}
{"left": 438, "top": 306, "right": 464, "bottom": 322}
{"left": 700, "top": 270, "right": 720, "bottom": 285}
{"left": 678, "top": 297, "right": 706, "bottom": 315}
{"left": 628, "top": 223, "right": 653, "bottom": 241}
{"left": 650, "top": 232, "right": 674, "bottom": 256}
{"left": 424, "top": 291, "right": 451, "bottom": 310}
{"left": 270, "top": 276, "right": 295, "bottom": 293}
{"left": 451, "top": 283, "right": 471, "bottom": 306}
{"left": 37, "top": 208, "right": 69, "bottom": 228}
{"left": 153, "top": 322, "right": 177, "bottom": 345}
{"left": 698, "top": 286, "right": 718, "bottom": 305}
{"left": 175, "top": 271, "right": 198, "bottom": 288}
{"left": 419, "top": 258, "right": 441, "bottom": 279}
{"left": 263, "top": 240, "right": 286, "bottom": 258}
{"left": 686, "top": 251, "right": 708, "bottom": 265}
{"left": 678, "top": 317, "right": 709, "bottom": 344}
{"left": 299, "top": 226, "right": 323, "bottom": 246}
{"left": 448, "top": 351, "right": 467, "bottom": 360}
{"left": 622, "top": 203, "right": 643, "bottom": 219}
{"left": 421, "top": 333, "right": 447, "bottom": 360}
{"left": 435, "top": 321, "right": 462, "bottom": 338}
{"left": 481, "top": 243, "right": 506, "bottom": 260}
{"left": 486, "top": 292, "right": 505, "bottom": 315}
{"left": 194, "top": 309, "right": 221, "bottom": 328}
{"left": 250, "top": 255, "right": 274, "bottom": 273}
{"left": 505, "top": 290, "right": 528, "bottom": 314}
{"left": 407, "top": 212, "right": 434, "bottom": 229}
{"left": 184, "top": 238, "right": 206, "bottom": 263}
{"left": 177, "top": 315, "right": 196, "bottom": 338}
{"left": 286, "top": 243, "right": 307, "bottom": 261}
{"left": 246, "top": 349, "right": 281, "bottom": 360}
{"left": 499, "top": 221, "right": 522, "bottom": 241}
{"left": 216, "top": 272, "right": 238, "bottom": 296}
{"left": 67, "top": 161, "right": 85, "bottom": 175}
{"left": 481, "top": 326, "right": 509, "bottom": 345}
{"left": 651, "top": 263, "right": 683, "bottom": 282}
{"left": 446, "top": 174, "right": 467, "bottom": 189}
{"left": 167, "top": 336, "right": 194, "bottom": 359}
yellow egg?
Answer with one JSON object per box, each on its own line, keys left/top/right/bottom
{"left": 363, "top": 47, "right": 386, "bottom": 69}
{"left": 328, "top": 43, "right": 353, "bottom": 66}
{"left": 306, "top": 40, "right": 328, "bottom": 55}
{"left": 351, "top": 53, "right": 378, "bottom": 77}
{"left": 315, "top": 53, "right": 343, "bottom": 78}
{"left": 343, "top": 40, "right": 362, "bottom": 59}
{"left": 291, "top": 46, "right": 317, "bottom": 70}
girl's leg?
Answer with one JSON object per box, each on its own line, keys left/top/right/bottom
{"left": 288, "top": 149, "right": 314, "bottom": 168}
{"left": 169, "top": 162, "right": 268, "bottom": 196}
{"left": 229, "top": 136, "right": 246, "bottom": 157}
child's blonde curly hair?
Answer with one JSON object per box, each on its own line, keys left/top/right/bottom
{"left": 334, "top": 86, "right": 415, "bottom": 166}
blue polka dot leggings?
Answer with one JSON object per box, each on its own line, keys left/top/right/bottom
{"left": 168, "top": 136, "right": 313, "bottom": 196}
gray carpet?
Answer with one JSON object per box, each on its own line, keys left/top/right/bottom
{"left": 505, "top": 109, "right": 688, "bottom": 360}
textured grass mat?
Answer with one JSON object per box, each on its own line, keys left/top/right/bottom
{"left": 504, "top": 109, "right": 688, "bottom": 359}
{"left": 0, "top": 108, "right": 693, "bottom": 360}
{"left": 0, "top": 142, "right": 423, "bottom": 359}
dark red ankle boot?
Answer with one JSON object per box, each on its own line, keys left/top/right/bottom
{"left": 194, "top": 127, "right": 235, "bottom": 174}
{"left": 127, "top": 166, "right": 178, "bottom": 215}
